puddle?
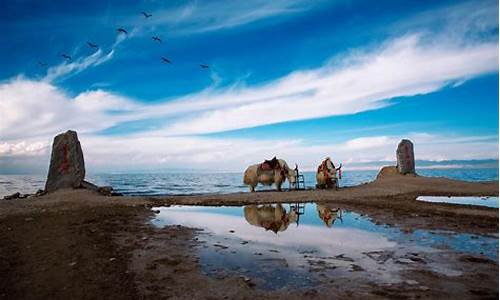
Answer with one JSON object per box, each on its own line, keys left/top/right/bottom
{"left": 151, "top": 203, "right": 498, "bottom": 290}
{"left": 416, "top": 196, "right": 499, "bottom": 208}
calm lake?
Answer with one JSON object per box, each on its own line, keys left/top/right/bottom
{"left": 0, "top": 168, "right": 498, "bottom": 198}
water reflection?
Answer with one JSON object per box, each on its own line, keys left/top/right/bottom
{"left": 316, "top": 204, "right": 343, "bottom": 227}
{"left": 416, "top": 196, "right": 499, "bottom": 208}
{"left": 242, "top": 203, "right": 344, "bottom": 232}
{"left": 244, "top": 204, "right": 298, "bottom": 233}
{"left": 150, "top": 202, "right": 498, "bottom": 289}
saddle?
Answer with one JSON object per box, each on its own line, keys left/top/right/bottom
{"left": 318, "top": 159, "right": 336, "bottom": 181}
{"left": 259, "top": 156, "right": 279, "bottom": 171}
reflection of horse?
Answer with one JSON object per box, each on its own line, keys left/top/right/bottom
{"left": 244, "top": 204, "right": 298, "bottom": 233}
{"left": 316, "top": 204, "right": 343, "bottom": 227}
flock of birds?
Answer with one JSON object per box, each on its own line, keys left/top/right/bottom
{"left": 38, "top": 11, "right": 210, "bottom": 70}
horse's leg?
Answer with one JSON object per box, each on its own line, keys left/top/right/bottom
{"left": 276, "top": 181, "right": 282, "bottom": 192}
{"left": 249, "top": 184, "right": 255, "bottom": 192}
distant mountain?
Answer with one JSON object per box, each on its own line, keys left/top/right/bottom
{"left": 345, "top": 159, "right": 498, "bottom": 170}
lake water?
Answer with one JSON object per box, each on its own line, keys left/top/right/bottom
{"left": 417, "top": 196, "right": 499, "bottom": 208}
{"left": 0, "top": 167, "right": 497, "bottom": 198}
{"left": 151, "top": 203, "right": 498, "bottom": 289}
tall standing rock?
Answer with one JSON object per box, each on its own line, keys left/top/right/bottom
{"left": 45, "top": 130, "right": 85, "bottom": 192}
{"left": 396, "top": 139, "right": 415, "bottom": 175}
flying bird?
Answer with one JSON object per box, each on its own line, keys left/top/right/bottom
{"left": 142, "top": 12, "right": 152, "bottom": 18}
{"left": 38, "top": 61, "right": 48, "bottom": 67}
{"left": 117, "top": 28, "right": 128, "bottom": 35}
{"left": 152, "top": 36, "right": 162, "bottom": 43}
{"left": 200, "top": 64, "right": 209, "bottom": 69}
{"left": 87, "top": 41, "right": 99, "bottom": 49}
{"left": 161, "top": 57, "right": 171, "bottom": 64}
{"left": 61, "top": 54, "right": 72, "bottom": 60}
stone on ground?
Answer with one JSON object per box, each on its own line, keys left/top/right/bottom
{"left": 45, "top": 130, "right": 85, "bottom": 192}
{"left": 396, "top": 139, "right": 415, "bottom": 175}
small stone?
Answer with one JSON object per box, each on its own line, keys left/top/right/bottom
{"left": 241, "top": 276, "right": 256, "bottom": 287}
{"left": 405, "top": 280, "right": 419, "bottom": 285}
{"left": 3, "top": 192, "right": 20, "bottom": 200}
{"left": 68, "top": 262, "right": 77, "bottom": 267}
{"left": 35, "top": 189, "right": 46, "bottom": 197}
{"left": 109, "top": 257, "right": 116, "bottom": 262}
{"left": 97, "top": 186, "right": 113, "bottom": 196}
{"left": 459, "top": 255, "right": 493, "bottom": 264}
{"left": 303, "top": 289, "right": 318, "bottom": 297}
{"left": 229, "top": 230, "right": 235, "bottom": 233}
{"left": 396, "top": 258, "right": 414, "bottom": 264}
{"left": 351, "top": 264, "right": 365, "bottom": 272}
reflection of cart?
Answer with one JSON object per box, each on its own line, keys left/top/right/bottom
{"left": 289, "top": 202, "right": 305, "bottom": 225}
{"left": 289, "top": 164, "right": 305, "bottom": 190}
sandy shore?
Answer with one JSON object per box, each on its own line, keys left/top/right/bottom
{"left": 0, "top": 173, "right": 498, "bottom": 299}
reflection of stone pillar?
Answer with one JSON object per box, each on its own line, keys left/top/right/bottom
{"left": 45, "top": 130, "right": 85, "bottom": 192}
{"left": 396, "top": 139, "right": 415, "bottom": 175}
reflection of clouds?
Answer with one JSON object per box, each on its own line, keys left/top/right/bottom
{"left": 153, "top": 207, "right": 404, "bottom": 281}
{"left": 153, "top": 209, "right": 396, "bottom": 257}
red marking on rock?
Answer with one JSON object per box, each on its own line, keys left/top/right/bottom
{"left": 59, "top": 144, "right": 70, "bottom": 174}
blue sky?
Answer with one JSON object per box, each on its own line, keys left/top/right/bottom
{"left": 0, "top": 0, "right": 498, "bottom": 172}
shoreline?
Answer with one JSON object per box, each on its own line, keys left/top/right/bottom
{"left": 1, "top": 168, "right": 498, "bottom": 199}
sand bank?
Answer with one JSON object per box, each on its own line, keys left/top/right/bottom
{"left": 0, "top": 174, "right": 497, "bottom": 299}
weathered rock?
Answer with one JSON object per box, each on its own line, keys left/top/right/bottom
{"left": 80, "top": 180, "right": 98, "bottom": 191}
{"left": 396, "top": 139, "right": 415, "bottom": 175}
{"left": 97, "top": 186, "right": 113, "bottom": 196}
{"left": 3, "top": 192, "right": 20, "bottom": 200}
{"left": 376, "top": 166, "right": 399, "bottom": 179}
{"left": 45, "top": 130, "right": 85, "bottom": 192}
{"left": 35, "top": 189, "right": 46, "bottom": 197}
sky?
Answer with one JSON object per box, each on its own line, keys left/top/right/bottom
{"left": 0, "top": 0, "right": 498, "bottom": 173}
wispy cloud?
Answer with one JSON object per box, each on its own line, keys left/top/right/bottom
{"left": 158, "top": 34, "right": 497, "bottom": 135}
{"left": 0, "top": 132, "right": 497, "bottom": 172}
{"left": 1, "top": 30, "right": 497, "bottom": 139}
{"left": 0, "top": 0, "right": 498, "bottom": 172}
{"left": 132, "top": 0, "right": 321, "bottom": 35}
{"left": 42, "top": 34, "right": 127, "bottom": 82}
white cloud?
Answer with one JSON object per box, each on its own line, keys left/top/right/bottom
{"left": 0, "top": 133, "right": 497, "bottom": 173}
{"left": 5, "top": 32, "right": 493, "bottom": 141}
{"left": 150, "top": 33, "right": 498, "bottom": 135}
{"left": 0, "top": 32, "right": 497, "bottom": 170}
{"left": 0, "top": 79, "right": 137, "bottom": 140}
{"left": 42, "top": 34, "right": 127, "bottom": 83}
{"left": 0, "top": 140, "right": 49, "bottom": 156}
{"left": 0, "top": 1, "right": 498, "bottom": 173}
{"left": 133, "top": 0, "right": 320, "bottom": 34}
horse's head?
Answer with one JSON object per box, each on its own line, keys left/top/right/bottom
{"left": 274, "top": 158, "right": 297, "bottom": 186}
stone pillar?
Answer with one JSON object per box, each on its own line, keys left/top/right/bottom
{"left": 396, "top": 139, "right": 415, "bottom": 175}
{"left": 45, "top": 130, "right": 86, "bottom": 192}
